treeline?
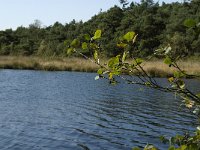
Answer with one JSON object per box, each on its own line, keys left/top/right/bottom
{"left": 0, "top": 0, "right": 200, "bottom": 58}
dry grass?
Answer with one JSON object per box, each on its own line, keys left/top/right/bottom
{"left": 141, "top": 60, "right": 200, "bottom": 77}
{"left": 0, "top": 56, "right": 99, "bottom": 72}
{"left": 0, "top": 56, "right": 199, "bottom": 77}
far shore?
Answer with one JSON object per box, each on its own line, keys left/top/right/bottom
{"left": 0, "top": 56, "right": 199, "bottom": 78}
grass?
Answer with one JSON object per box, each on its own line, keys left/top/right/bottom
{"left": 0, "top": 56, "right": 99, "bottom": 72}
{"left": 0, "top": 56, "right": 199, "bottom": 78}
{"left": 142, "top": 60, "right": 200, "bottom": 77}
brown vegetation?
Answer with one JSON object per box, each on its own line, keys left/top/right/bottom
{"left": 142, "top": 60, "right": 200, "bottom": 77}
{"left": 0, "top": 56, "right": 98, "bottom": 72}
{"left": 0, "top": 56, "right": 199, "bottom": 77}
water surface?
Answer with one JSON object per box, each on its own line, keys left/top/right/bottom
{"left": 0, "top": 70, "right": 199, "bottom": 150}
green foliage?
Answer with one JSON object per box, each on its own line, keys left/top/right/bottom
{"left": 1, "top": 3, "right": 200, "bottom": 149}
{"left": 97, "top": 68, "right": 103, "bottom": 75}
{"left": 184, "top": 19, "right": 197, "bottom": 28}
{"left": 67, "top": 48, "right": 73, "bottom": 55}
{"left": 197, "top": 94, "right": 200, "bottom": 99}
{"left": 123, "top": 31, "right": 135, "bottom": 42}
{"left": 108, "top": 56, "right": 120, "bottom": 68}
{"left": 93, "top": 29, "right": 102, "bottom": 40}
{"left": 0, "top": 1, "right": 200, "bottom": 57}
{"left": 163, "top": 57, "right": 172, "bottom": 65}
{"left": 117, "top": 43, "right": 128, "bottom": 48}
{"left": 94, "top": 50, "right": 98, "bottom": 61}
{"left": 70, "top": 39, "right": 80, "bottom": 48}
{"left": 122, "top": 51, "right": 127, "bottom": 63}
{"left": 84, "top": 34, "right": 91, "bottom": 41}
{"left": 132, "top": 147, "right": 141, "bottom": 150}
{"left": 134, "top": 58, "right": 144, "bottom": 65}
{"left": 68, "top": 18, "right": 200, "bottom": 149}
{"left": 173, "top": 71, "right": 185, "bottom": 78}
{"left": 82, "top": 42, "right": 88, "bottom": 50}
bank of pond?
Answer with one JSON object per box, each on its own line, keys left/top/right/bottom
{"left": 0, "top": 56, "right": 199, "bottom": 78}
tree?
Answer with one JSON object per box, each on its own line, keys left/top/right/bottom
{"left": 0, "top": 0, "right": 200, "bottom": 57}
{"left": 119, "top": 0, "right": 129, "bottom": 8}
{"left": 29, "top": 19, "right": 42, "bottom": 29}
{"left": 67, "top": 19, "right": 200, "bottom": 149}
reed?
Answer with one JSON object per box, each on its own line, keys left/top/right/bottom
{"left": 0, "top": 56, "right": 99, "bottom": 72}
{"left": 142, "top": 59, "right": 200, "bottom": 77}
{"left": 0, "top": 56, "right": 199, "bottom": 77}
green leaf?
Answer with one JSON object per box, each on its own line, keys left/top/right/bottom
{"left": 197, "top": 126, "right": 200, "bottom": 130}
{"left": 95, "top": 76, "right": 100, "bottom": 80}
{"left": 84, "top": 34, "right": 91, "bottom": 41}
{"left": 145, "top": 82, "right": 151, "bottom": 86}
{"left": 144, "top": 144, "right": 158, "bottom": 150}
{"left": 136, "top": 58, "right": 143, "bottom": 65}
{"left": 196, "top": 93, "right": 200, "bottom": 98}
{"left": 168, "top": 146, "right": 175, "bottom": 150}
{"left": 94, "top": 50, "right": 98, "bottom": 61}
{"left": 122, "top": 51, "right": 127, "bottom": 63}
{"left": 168, "top": 77, "right": 174, "bottom": 83}
{"left": 177, "top": 145, "right": 187, "bottom": 150}
{"left": 176, "top": 79, "right": 185, "bottom": 89}
{"left": 108, "top": 57, "right": 120, "bottom": 68}
{"left": 93, "top": 29, "right": 102, "bottom": 40}
{"left": 112, "top": 70, "right": 121, "bottom": 75}
{"left": 108, "top": 72, "right": 113, "bottom": 80}
{"left": 67, "top": 48, "right": 73, "bottom": 55}
{"left": 174, "top": 71, "right": 180, "bottom": 78}
{"left": 123, "top": 31, "right": 135, "bottom": 42}
{"left": 132, "top": 147, "right": 140, "bottom": 150}
{"left": 117, "top": 43, "right": 127, "bottom": 48}
{"left": 163, "top": 57, "right": 172, "bottom": 65}
{"left": 70, "top": 39, "right": 80, "bottom": 48}
{"left": 97, "top": 68, "right": 103, "bottom": 75}
{"left": 90, "top": 43, "right": 98, "bottom": 49}
{"left": 82, "top": 42, "right": 88, "bottom": 50}
{"left": 133, "top": 58, "right": 143, "bottom": 65}
{"left": 184, "top": 19, "right": 196, "bottom": 28}
{"left": 174, "top": 71, "right": 185, "bottom": 78}
{"left": 180, "top": 83, "right": 185, "bottom": 89}
{"left": 64, "top": 40, "right": 70, "bottom": 46}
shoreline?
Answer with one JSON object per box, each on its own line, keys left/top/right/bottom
{"left": 0, "top": 56, "right": 199, "bottom": 78}
{"left": 0, "top": 56, "right": 99, "bottom": 72}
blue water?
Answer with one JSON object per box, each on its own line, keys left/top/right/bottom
{"left": 0, "top": 70, "right": 199, "bottom": 150}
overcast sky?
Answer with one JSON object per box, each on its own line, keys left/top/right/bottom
{"left": 0, "top": 0, "right": 182, "bottom": 30}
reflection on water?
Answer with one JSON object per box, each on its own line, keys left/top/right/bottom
{"left": 0, "top": 70, "right": 199, "bottom": 150}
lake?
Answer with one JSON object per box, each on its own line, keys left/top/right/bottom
{"left": 0, "top": 70, "right": 199, "bottom": 150}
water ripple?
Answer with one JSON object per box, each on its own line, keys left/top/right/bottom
{"left": 0, "top": 70, "right": 199, "bottom": 149}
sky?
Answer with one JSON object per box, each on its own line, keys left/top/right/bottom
{"left": 0, "top": 0, "right": 182, "bottom": 30}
